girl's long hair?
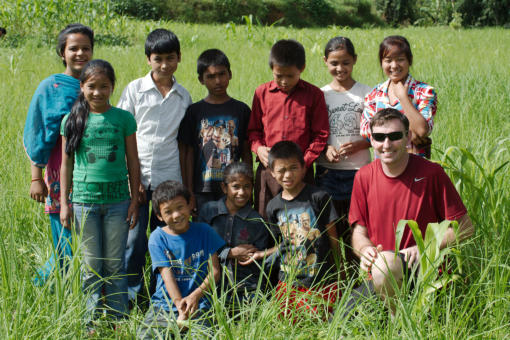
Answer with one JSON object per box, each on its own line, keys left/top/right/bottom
{"left": 64, "top": 59, "right": 115, "bottom": 155}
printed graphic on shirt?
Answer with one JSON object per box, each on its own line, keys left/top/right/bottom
{"left": 198, "top": 117, "right": 240, "bottom": 183}
{"left": 277, "top": 207, "right": 322, "bottom": 278}
{"left": 164, "top": 247, "right": 206, "bottom": 282}
{"left": 327, "top": 101, "right": 363, "bottom": 139}
{"left": 82, "top": 120, "right": 121, "bottom": 164}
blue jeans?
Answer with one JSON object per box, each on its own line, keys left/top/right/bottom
{"left": 33, "top": 213, "right": 73, "bottom": 286}
{"left": 73, "top": 199, "right": 130, "bottom": 320}
{"left": 125, "top": 189, "right": 164, "bottom": 300}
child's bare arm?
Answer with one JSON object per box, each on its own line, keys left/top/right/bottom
{"left": 179, "top": 253, "right": 221, "bottom": 316}
{"left": 178, "top": 142, "right": 196, "bottom": 211}
{"left": 59, "top": 136, "right": 74, "bottom": 228}
{"left": 30, "top": 164, "right": 47, "bottom": 203}
{"left": 241, "top": 142, "right": 253, "bottom": 166}
{"left": 159, "top": 267, "right": 186, "bottom": 320}
{"left": 125, "top": 133, "right": 140, "bottom": 229}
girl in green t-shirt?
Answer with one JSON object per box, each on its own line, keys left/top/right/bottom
{"left": 60, "top": 59, "right": 140, "bottom": 324}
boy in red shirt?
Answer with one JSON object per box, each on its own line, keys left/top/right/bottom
{"left": 247, "top": 39, "right": 329, "bottom": 218}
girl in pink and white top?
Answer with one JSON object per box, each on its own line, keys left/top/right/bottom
{"left": 361, "top": 35, "right": 437, "bottom": 158}
{"left": 315, "top": 37, "right": 371, "bottom": 255}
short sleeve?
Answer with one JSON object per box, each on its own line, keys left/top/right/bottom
{"left": 415, "top": 85, "right": 437, "bottom": 132}
{"left": 148, "top": 231, "right": 171, "bottom": 271}
{"left": 361, "top": 88, "right": 377, "bottom": 138}
{"left": 60, "top": 114, "right": 70, "bottom": 136}
{"left": 348, "top": 171, "right": 368, "bottom": 227}
{"left": 177, "top": 105, "right": 195, "bottom": 146}
{"left": 123, "top": 109, "right": 137, "bottom": 137}
{"left": 117, "top": 83, "right": 136, "bottom": 115}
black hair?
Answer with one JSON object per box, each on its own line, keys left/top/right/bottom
{"left": 379, "top": 35, "right": 413, "bottom": 66}
{"left": 268, "top": 141, "right": 305, "bottom": 169}
{"left": 152, "top": 180, "right": 191, "bottom": 216}
{"left": 324, "top": 36, "right": 356, "bottom": 59}
{"left": 369, "top": 108, "right": 410, "bottom": 132}
{"left": 223, "top": 162, "right": 254, "bottom": 184}
{"left": 64, "top": 59, "right": 115, "bottom": 155}
{"left": 269, "top": 39, "right": 305, "bottom": 70}
{"left": 145, "top": 28, "right": 180, "bottom": 57}
{"left": 197, "top": 49, "right": 231, "bottom": 80}
{"left": 56, "top": 24, "right": 94, "bottom": 66}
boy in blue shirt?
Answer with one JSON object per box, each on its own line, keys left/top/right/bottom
{"left": 117, "top": 29, "right": 192, "bottom": 301}
{"left": 138, "top": 181, "right": 224, "bottom": 339}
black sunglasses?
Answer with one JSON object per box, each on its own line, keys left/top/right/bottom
{"left": 371, "top": 131, "right": 406, "bottom": 142}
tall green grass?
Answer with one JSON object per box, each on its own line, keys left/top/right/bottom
{"left": 0, "top": 21, "right": 508, "bottom": 338}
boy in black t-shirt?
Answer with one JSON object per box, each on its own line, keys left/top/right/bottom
{"left": 254, "top": 141, "right": 340, "bottom": 318}
{"left": 178, "top": 49, "right": 252, "bottom": 213}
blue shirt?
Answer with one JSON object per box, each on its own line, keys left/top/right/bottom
{"left": 148, "top": 222, "right": 225, "bottom": 312}
{"left": 199, "top": 198, "right": 270, "bottom": 291}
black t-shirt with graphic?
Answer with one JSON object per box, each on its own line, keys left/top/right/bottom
{"left": 266, "top": 184, "right": 339, "bottom": 287}
{"left": 178, "top": 98, "right": 250, "bottom": 194}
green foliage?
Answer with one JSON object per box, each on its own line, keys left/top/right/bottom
{"left": 110, "top": 0, "right": 164, "bottom": 20}
{"left": 458, "top": 0, "right": 510, "bottom": 26}
{"left": 1, "top": 24, "right": 509, "bottom": 338}
{"left": 0, "top": 0, "right": 129, "bottom": 47}
{"left": 395, "top": 219, "right": 461, "bottom": 312}
{"left": 375, "top": 0, "right": 415, "bottom": 26}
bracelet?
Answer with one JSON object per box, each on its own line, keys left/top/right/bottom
{"left": 31, "top": 178, "right": 43, "bottom": 182}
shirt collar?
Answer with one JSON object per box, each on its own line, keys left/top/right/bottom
{"left": 268, "top": 79, "right": 305, "bottom": 93}
{"left": 139, "top": 71, "right": 184, "bottom": 97}
{"left": 218, "top": 197, "right": 253, "bottom": 219}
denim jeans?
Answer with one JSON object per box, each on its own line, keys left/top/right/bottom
{"left": 124, "top": 189, "right": 164, "bottom": 301}
{"left": 73, "top": 199, "right": 130, "bottom": 320}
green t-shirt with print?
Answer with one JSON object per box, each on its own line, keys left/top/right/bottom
{"left": 61, "top": 106, "right": 137, "bottom": 203}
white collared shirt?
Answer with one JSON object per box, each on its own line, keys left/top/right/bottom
{"left": 117, "top": 71, "right": 192, "bottom": 188}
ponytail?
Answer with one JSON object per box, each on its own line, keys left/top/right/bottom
{"left": 65, "top": 92, "right": 90, "bottom": 154}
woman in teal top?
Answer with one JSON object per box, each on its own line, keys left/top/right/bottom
{"left": 60, "top": 59, "right": 140, "bottom": 322}
{"left": 23, "top": 24, "right": 94, "bottom": 285}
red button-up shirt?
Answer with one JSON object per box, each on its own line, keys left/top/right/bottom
{"left": 247, "top": 80, "right": 329, "bottom": 167}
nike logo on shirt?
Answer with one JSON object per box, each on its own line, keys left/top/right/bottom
{"left": 414, "top": 177, "right": 426, "bottom": 182}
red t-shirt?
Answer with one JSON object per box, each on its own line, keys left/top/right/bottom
{"left": 349, "top": 155, "right": 467, "bottom": 251}
{"left": 247, "top": 80, "right": 329, "bottom": 167}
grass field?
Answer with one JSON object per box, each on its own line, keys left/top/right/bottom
{"left": 0, "top": 20, "right": 509, "bottom": 339}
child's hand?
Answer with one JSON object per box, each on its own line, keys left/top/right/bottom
{"left": 179, "top": 293, "right": 200, "bottom": 317}
{"left": 256, "top": 146, "right": 270, "bottom": 168}
{"left": 229, "top": 244, "right": 257, "bottom": 261}
{"left": 138, "top": 184, "right": 147, "bottom": 205}
{"left": 325, "top": 145, "right": 341, "bottom": 163}
{"left": 338, "top": 140, "right": 370, "bottom": 158}
{"left": 60, "top": 204, "right": 73, "bottom": 229}
{"left": 238, "top": 250, "right": 264, "bottom": 266}
{"left": 30, "top": 179, "right": 48, "bottom": 203}
{"left": 127, "top": 200, "right": 139, "bottom": 229}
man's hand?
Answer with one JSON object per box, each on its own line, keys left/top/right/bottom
{"left": 256, "top": 146, "right": 270, "bottom": 168}
{"left": 399, "top": 245, "right": 420, "bottom": 268}
{"left": 30, "top": 179, "right": 48, "bottom": 203}
{"left": 230, "top": 244, "right": 258, "bottom": 262}
{"left": 360, "top": 244, "right": 383, "bottom": 272}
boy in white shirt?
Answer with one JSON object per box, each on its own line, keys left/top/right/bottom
{"left": 117, "top": 28, "right": 192, "bottom": 301}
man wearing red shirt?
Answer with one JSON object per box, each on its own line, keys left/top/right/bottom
{"left": 247, "top": 39, "right": 329, "bottom": 218}
{"left": 349, "top": 108, "right": 474, "bottom": 310}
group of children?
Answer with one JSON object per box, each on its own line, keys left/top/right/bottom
{"left": 23, "top": 23, "right": 436, "bottom": 335}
